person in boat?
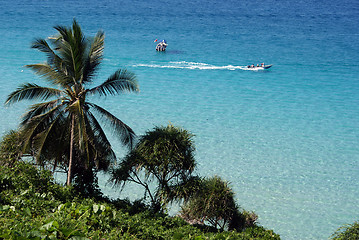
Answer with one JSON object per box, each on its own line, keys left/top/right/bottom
{"left": 155, "top": 39, "right": 167, "bottom": 51}
{"left": 257, "top": 64, "right": 259, "bottom": 67}
{"left": 261, "top": 63, "right": 264, "bottom": 67}
{"left": 251, "top": 64, "right": 254, "bottom": 68}
{"left": 156, "top": 42, "right": 165, "bottom": 51}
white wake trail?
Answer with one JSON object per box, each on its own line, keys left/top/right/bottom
{"left": 133, "top": 61, "right": 262, "bottom": 71}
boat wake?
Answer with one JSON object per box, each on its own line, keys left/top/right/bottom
{"left": 133, "top": 61, "right": 267, "bottom": 71}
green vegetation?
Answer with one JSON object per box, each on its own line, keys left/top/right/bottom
{"left": 5, "top": 19, "right": 139, "bottom": 186}
{"left": 331, "top": 221, "right": 359, "bottom": 240}
{"left": 0, "top": 130, "right": 23, "bottom": 167}
{"left": 0, "top": 161, "right": 280, "bottom": 239}
{"left": 110, "top": 125, "right": 198, "bottom": 212}
{"left": 180, "top": 176, "right": 257, "bottom": 232}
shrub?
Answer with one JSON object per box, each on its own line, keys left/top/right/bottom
{"left": 331, "top": 221, "right": 359, "bottom": 240}
{"left": 180, "top": 176, "right": 258, "bottom": 231}
{"left": 0, "top": 129, "right": 23, "bottom": 167}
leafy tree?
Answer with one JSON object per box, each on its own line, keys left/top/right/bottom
{"left": 110, "top": 124, "right": 197, "bottom": 212}
{"left": 5, "top": 19, "right": 139, "bottom": 185}
{"left": 0, "top": 130, "right": 24, "bottom": 167}
{"left": 331, "top": 221, "right": 359, "bottom": 240}
{"left": 179, "top": 176, "right": 257, "bottom": 231}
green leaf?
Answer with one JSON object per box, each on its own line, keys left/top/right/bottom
{"left": 173, "top": 232, "right": 185, "bottom": 239}
{"left": 27, "top": 230, "right": 42, "bottom": 239}
{"left": 93, "top": 204, "right": 99, "bottom": 213}
{"left": 24, "top": 207, "right": 32, "bottom": 216}
{"left": 59, "top": 227, "right": 76, "bottom": 238}
{"left": 52, "top": 221, "right": 59, "bottom": 229}
{"left": 1, "top": 205, "right": 10, "bottom": 211}
{"left": 100, "top": 204, "right": 106, "bottom": 212}
{"left": 40, "top": 221, "right": 56, "bottom": 231}
{"left": 59, "top": 227, "right": 86, "bottom": 239}
{"left": 57, "top": 203, "right": 64, "bottom": 211}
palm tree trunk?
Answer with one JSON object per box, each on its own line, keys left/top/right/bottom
{"left": 67, "top": 116, "right": 75, "bottom": 186}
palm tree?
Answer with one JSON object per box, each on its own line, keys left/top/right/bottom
{"left": 5, "top": 19, "right": 139, "bottom": 186}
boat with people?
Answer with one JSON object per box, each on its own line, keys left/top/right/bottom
{"left": 155, "top": 39, "right": 167, "bottom": 51}
{"left": 247, "top": 63, "right": 272, "bottom": 70}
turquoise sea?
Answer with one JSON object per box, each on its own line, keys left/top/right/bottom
{"left": 0, "top": 0, "right": 358, "bottom": 239}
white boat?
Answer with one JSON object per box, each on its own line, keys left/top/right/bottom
{"left": 262, "top": 64, "right": 272, "bottom": 69}
{"left": 247, "top": 64, "right": 272, "bottom": 70}
{"left": 155, "top": 39, "right": 167, "bottom": 51}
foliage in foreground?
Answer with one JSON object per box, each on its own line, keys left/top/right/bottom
{"left": 180, "top": 176, "right": 257, "bottom": 232}
{"left": 0, "top": 162, "right": 280, "bottom": 239}
{"left": 331, "top": 221, "right": 359, "bottom": 240}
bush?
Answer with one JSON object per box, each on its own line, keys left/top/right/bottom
{"left": 180, "top": 176, "right": 257, "bottom": 231}
{"left": 0, "top": 162, "right": 75, "bottom": 208}
{"left": 331, "top": 221, "right": 359, "bottom": 240}
{"left": 0, "top": 130, "right": 23, "bottom": 167}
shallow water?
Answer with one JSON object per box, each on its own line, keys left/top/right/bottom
{"left": 0, "top": 0, "right": 358, "bottom": 239}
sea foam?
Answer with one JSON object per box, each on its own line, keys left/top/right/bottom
{"left": 133, "top": 61, "right": 265, "bottom": 71}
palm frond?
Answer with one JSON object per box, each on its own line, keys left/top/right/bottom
{"left": 63, "top": 87, "right": 75, "bottom": 100}
{"left": 58, "top": 41, "right": 82, "bottom": 84}
{"left": 5, "top": 83, "right": 62, "bottom": 105}
{"left": 53, "top": 20, "right": 86, "bottom": 85}
{"left": 31, "top": 38, "right": 62, "bottom": 66}
{"left": 88, "top": 69, "right": 139, "bottom": 96}
{"left": 20, "top": 103, "right": 65, "bottom": 153}
{"left": 69, "top": 19, "right": 86, "bottom": 84}
{"left": 89, "top": 103, "right": 136, "bottom": 148}
{"left": 85, "top": 111, "right": 116, "bottom": 170}
{"left": 21, "top": 99, "right": 62, "bottom": 125}
{"left": 86, "top": 110, "right": 115, "bottom": 153}
{"left": 72, "top": 19, "right": 86, "bottom": 54}
{"left": 47, "top": 28, "right": 75, "bottom": 84}
{"left": 67, "top": 99, "right": 88, "bottom": 155}
{"left": 32, "top": 111, "right": 64, "bottom": 161}
{"left": 82, "top": 31, "right": 104, "bottom": 84}
{"left": 37, "top": 119, "right": 71, "bottom": 169}
{"left": 25, "top": 63, "right": 72, "bottom": 86}
{"left": 53, "top": 25, "right": 69, "bottom": 42}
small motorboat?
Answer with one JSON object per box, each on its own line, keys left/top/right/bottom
{"left": 261, "top": 64, "right": 272, "bottom": 69}
{"left": 155, "top": 39, "right": 167, "bottom": 51}
{"left": 247, "top": 64, "right": 272, "bottom": 70}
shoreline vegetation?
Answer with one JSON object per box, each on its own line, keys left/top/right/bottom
{"left": 0, "top": 161, "right": 280, "bottom": 239}
{"left": 0, "top": 20, "right": 357, "bottom": 239}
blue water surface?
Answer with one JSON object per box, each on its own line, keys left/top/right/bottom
{"left": 0, "top": 0, "right": 358, "bottom": 239}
